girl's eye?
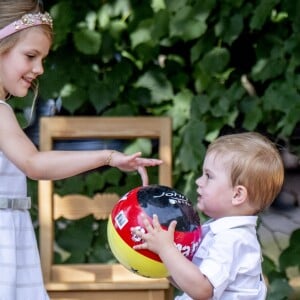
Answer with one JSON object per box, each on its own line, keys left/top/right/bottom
{"left": 26, "top": 54, "right": 35, "bottom": 59}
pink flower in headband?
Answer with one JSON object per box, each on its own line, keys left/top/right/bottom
{"left": 0, "top": 12, "right": 53, "bottom": 41}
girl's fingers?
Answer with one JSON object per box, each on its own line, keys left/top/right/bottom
{"left": 138, "top": 158, "right": 163, "bottom": 166}
{"left": 137, "top": 166, "right": 148, "bottom": 186}
{"left": 132, "top": 152, "right": 142, "bottom": 159}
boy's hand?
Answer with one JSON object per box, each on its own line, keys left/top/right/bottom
{"left": 132, "top": 213, "right": 177, "bottom": 256}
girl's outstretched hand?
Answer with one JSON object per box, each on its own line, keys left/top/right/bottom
{"left": 107, "top": 151, "right": 163, "bottom": 186}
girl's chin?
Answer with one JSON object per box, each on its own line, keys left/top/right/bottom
{"left": 14, "top": 89, "right": 29, "bottom": 98}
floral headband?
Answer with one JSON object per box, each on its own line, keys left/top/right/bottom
{"left": 0, "top": 12, "right": 53, "bottom": 41}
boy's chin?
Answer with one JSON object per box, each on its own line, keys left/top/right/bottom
{"left": 196, "top": 202, "right": 205, "bottom": 212}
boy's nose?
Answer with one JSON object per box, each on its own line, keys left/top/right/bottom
{"left": 196, "top": 175, "right": 205, "bottom": 187}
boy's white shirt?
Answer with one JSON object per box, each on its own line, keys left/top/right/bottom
{"left": 175, "top": 216, "right": 267, "bottom": 300}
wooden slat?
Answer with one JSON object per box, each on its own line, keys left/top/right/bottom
{"left": 50, "top": 264, "right": 169, "bottom": 287}
{"left": 48, "top": 290, "right": 168, "bottom": 300}
{"left": 39, "top": 179, "right": 54, "bottom": 282}
{"left": 53, "top": 193, "right": 119, "bottom": 220}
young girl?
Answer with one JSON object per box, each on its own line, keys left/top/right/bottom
{"left": 134, "top": 132, "right": 284, "bottom": 300}
{"left": 0, "top": 1, "right": 162, "bottom": 299}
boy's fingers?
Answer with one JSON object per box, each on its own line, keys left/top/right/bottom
{"left": 168, "top": 220, "right": 177, "bottom": 233}
{"left": 152, "top": 214, "right": 161, "bottom": 228}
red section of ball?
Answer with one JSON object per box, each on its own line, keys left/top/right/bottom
{"left": 110, "top": 185, "right": 202, "bottom": 262}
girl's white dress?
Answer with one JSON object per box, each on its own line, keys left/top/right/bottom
{"left": 0, "top": 100, "right": 49, "bottom": 300}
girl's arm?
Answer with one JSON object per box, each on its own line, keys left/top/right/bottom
{"left": 0, "top": 104, "right": 162, "bottom": 185}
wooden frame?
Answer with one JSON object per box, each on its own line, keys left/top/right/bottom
{"left": 38, "top": 116, "right": 173, "bottom": 300}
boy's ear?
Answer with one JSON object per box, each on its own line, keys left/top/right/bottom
{"left": 232, "top": 185, "right": 247, "bottom": 206}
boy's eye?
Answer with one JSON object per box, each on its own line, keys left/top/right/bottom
{"left": 205, "top": 172, "right": 211, "bottom": 179}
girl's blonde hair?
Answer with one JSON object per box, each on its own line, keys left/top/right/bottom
{"left": 207, "top": 132, "right": 284, "bottom": 212}
{"left": 0, "top": 0, "right": 53, "bottom": 52}
{"left": 0, "top": 0, "right": 53, "bottom": 98}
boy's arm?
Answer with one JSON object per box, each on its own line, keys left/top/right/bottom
{"left": 133, "top": 214, "right": 213, "bottom": 300}
{"left": 167, "top": 276, "right": 179, "bottom": 289}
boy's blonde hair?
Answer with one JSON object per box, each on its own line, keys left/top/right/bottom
{"left": 207, "top": 132, "right": 284, "bottom": 212}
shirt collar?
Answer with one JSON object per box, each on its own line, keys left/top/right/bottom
{"left": 203, "top": 216, "right": 258, "bottom": 234}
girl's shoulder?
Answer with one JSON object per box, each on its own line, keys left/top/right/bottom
{"left": 0, "top": 100, "right": 13, "bottom": 112}
{"left": 0, "top": 100, "right": 11, "bottom": 107}
{"left": 0, "top": 100, "right": 12, "bottom": 108}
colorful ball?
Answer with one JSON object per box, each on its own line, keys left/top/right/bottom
{"left": 107, "top": 185, "right": 202, "bottom": 278}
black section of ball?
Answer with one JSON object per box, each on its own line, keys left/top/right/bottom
{"left": 137, "top": 185, "right": 200, "bottom": 232}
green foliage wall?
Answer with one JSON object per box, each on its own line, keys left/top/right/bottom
{"left": 40, "top": 0, "right": 300, "bottom": 194}
{"left": 32, "top": 0, "right": 300, "bottom": 298}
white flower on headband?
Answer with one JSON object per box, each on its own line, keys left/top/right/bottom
{"left": 0, "top": 12, "right": 53, "bottom": 40}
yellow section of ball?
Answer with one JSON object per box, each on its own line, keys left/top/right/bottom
{"left": 107, "top": 215, "right": 168, "bottom": 278}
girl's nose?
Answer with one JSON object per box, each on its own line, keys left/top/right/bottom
{"left": 32, "top": 62, "right": 44, "bottom": 76}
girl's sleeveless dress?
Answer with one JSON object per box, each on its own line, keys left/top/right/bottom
{"left": 0, "top": 100, "right": 49, "bottom": 300}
